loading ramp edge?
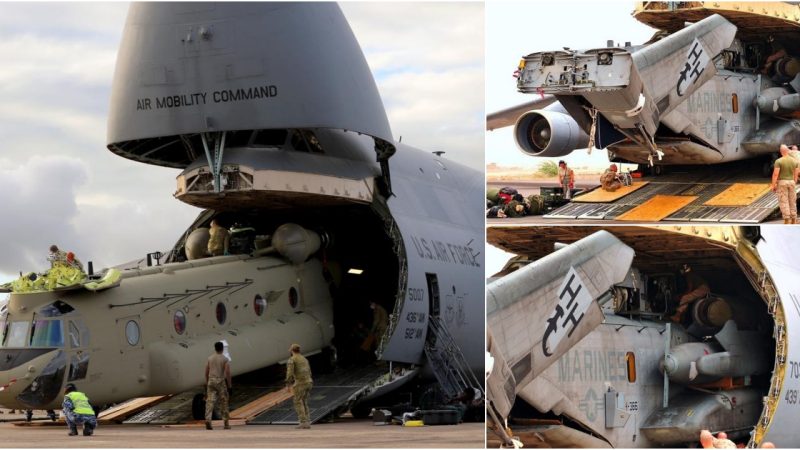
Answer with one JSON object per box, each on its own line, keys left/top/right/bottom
{"left": 247, "top": 364, "right": 392, "bottom": 425}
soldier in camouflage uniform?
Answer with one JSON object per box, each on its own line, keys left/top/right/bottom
{"left": 502, "top": 201, "right": 527, "bottom": 218}
{"left": 207, "top": 219, "right": 230, "bottom": 256}
{"left": 600, "top": 164, "right": 622, "bottom": 192}
{"left": 286, "top": 343, "right": 313, "bottom": 429}
{"left": 204, "top": 341, "right": 231, "bottom": 430}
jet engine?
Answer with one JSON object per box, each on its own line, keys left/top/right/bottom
{"left": 513, "top": 109, "right": 589, "bottom": 157}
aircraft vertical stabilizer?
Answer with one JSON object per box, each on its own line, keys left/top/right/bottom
{"left": 486, "top": 230, "right": 635, "bottom": 415}
{"left": 632, "top": 14, "right": 737, "bottom": 131}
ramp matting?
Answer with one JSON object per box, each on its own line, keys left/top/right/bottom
{"left": 247, "top": 365, "right": 387, "bottom": 425}
{"left": 539, "top": 160, "right": 788, "bottom": 222}
{"left": 572, "top": 181, "right": 649, "bottom": 203}
{"left": 703, "top": 183, "right": 771, "bottom": 206}
{"left": 616, "top": 195, "right": 698, "bottom": 221}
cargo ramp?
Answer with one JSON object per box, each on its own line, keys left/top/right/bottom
{"left": 543, "top": 162, "right": 791, "bottom": 223}
{"left": 122, "top": 363, "right": 409, "bottom": 426}
{"left": 247, "top": 365, "right": 392, "bottom": 425}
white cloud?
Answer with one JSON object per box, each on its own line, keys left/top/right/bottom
{"left": 342, "top": 3, "right": 484, "bottom": 170}
{"left": 343, "top": 3, "right": 484, "bottom": 73}
{"left": 0, "top": 156, "right": 89, "bottom": 274}
{"left": 380, "top": 69, "right": 485, "bottom": 168}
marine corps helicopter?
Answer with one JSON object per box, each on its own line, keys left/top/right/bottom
{"left": 487, "top": 2, "right": 800, "bottom": 222}
{"left": 490, "top": 2, "right": 800, "bottom": 167}
{"left": 486, "top": 225, "right": 800, "bottom": 448}
{"left": 0, "top": 2, "right": 484, "bottom": 422}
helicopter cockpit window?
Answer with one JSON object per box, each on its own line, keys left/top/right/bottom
{"left": 68, "top": 352, "right": 89, "bottom": 381}
{"left": 30, "top": 320, "right": 64, "bottom": 348}
{"left": 37, "top": 301, "right": 75, "bottom": 318}
{"left": 5, "top": 321, "right": 29, "bottom": 347}
{"left": 68, "top": 321, "right": 80, "bottom": 348}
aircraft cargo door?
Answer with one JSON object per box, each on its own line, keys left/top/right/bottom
{"left": 379, "top": 268, "right": 430, "bottom": 364}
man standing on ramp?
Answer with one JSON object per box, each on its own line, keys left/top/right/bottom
{"left": 286, "top": 343, "right": 313, "bottom": 429}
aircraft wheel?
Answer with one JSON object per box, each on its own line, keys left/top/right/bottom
{"left": 350, "top": 404, "right": 372, "bottom": 419}
{"left": 191, "top": 393, "right": 205, "bottom": 421}
{"left": 321, "top": 346, "right": 337, "bottom": 374}
{"left": 653, "top": 165, "right": 666, "bottom": 176}
{"left": 763, "top": 159, "right": 775, "bottom": 177}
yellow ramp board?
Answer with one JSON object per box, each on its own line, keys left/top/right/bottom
{"left": 616, "top": 195, "right": 697, "bottom": 222}
{"left": 572, "top": 181, "right": 649, "bottom": 203}
{"left": 704, "top": 183, "right": 770, "bottom": 206}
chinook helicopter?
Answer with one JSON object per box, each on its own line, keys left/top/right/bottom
{"left": 486, "top": 226, "right": 800, "bottom": 448}
{"left": 0, "top": 2, "right": 484, "bottom": 422}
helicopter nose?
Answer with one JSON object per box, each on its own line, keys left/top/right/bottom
{"left": 0, "top": 349, "right": 63, "bottom": 408}
{"left": 0, "top": 349, "right": 56, "bottom": 372}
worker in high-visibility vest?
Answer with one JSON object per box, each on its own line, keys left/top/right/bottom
{"left": 62, "top": 383, "right": 97, "bottom": 436}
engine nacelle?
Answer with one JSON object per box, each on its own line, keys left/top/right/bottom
{"left": 513, "top": 109, "right": 589, "bottom": 157}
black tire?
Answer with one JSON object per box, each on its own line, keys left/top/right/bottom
{"left": 763, "top": 159, "right": 776, "bottom": 178}
{"left": 350, "top": 404, "right": 372, "bottom": 419}
{"left": 191, "top": 393, "right": 205, "bottom": 421}
{"left": 320, "top": 346, "right": 337, "bottom": 374}
{"left": 653, "top": 165, "right": 666, "bottom": 176}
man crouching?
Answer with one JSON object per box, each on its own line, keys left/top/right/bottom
{"left": 62, "top": 383, "right": 97, "bottom": 436}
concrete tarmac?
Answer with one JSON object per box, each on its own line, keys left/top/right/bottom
{"left": 0, "top": 417, "right": 484, "bottom": 448}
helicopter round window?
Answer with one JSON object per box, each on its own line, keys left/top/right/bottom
{"left": 125, "top": 320, "right": 140, "bottom": 346}
{"left": 173, "top": 310, "right": 186, "bottom": 335}
{"left": 254, "top": 294, "right": 266, "bottom": 316}
{"left": 216, "top": 302, "right": 227, "bottom": 325}
{"left": 288, "top": 287, "right": 298, "bottom": 309}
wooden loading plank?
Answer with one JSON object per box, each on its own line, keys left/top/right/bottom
{"left": 616, "top": 195, "right": 698, "bottom": 221}
{"left": 572, "top": 181, "right": 649, "bottom": 203}
{"left": 704, "top": 183, "right": 771, "bottom": 206}
{"left": 229, "top": 387, "right": 292, "bottom": 420}
{"left": 98, "top": 396, "right": 171, "bottom": 424}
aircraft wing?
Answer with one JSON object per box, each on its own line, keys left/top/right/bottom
{"left": 486, "top": 96, "right": 556, "bottom": 131}
{"left": 486, "top": 230, "right": 635, "bottom": 418}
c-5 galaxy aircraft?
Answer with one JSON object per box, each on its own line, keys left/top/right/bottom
{"left": 487, "top": 226, "right": 799, "bottom": 448}
{"left": 488, "top": 2, "right": 800, "bottom": 170}
{"left": 0, "top": 3, "right": 484, "bottom": 421}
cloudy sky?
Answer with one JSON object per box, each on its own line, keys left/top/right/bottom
{"left": 486, "top": 1, "right": 655, "bottom": 172}
{"left": 0, "top": 2, "right": 484, "bottom": 282}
